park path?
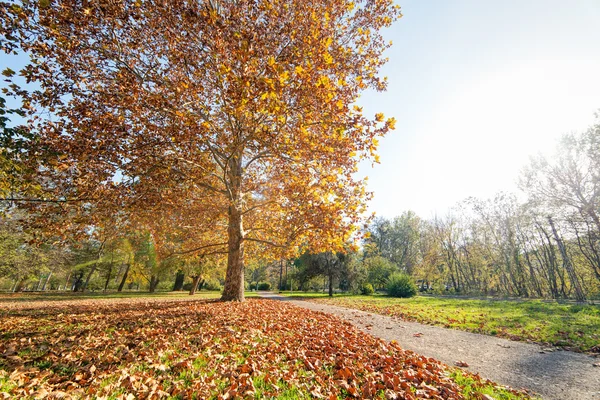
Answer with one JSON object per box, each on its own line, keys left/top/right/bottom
{"left": 259, "top": 292, "right": 600, "bottom": 400}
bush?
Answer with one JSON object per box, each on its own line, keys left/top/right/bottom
{"left": 360, "top": 283, "right": 374, "bottom": 295}
{"left": 257, "top": 281, "right": 271, "bottom": 291}
{"left": 386, "top": 273, "right": 417, "bottom": 298}
{"left": 204, "top": 278, "right": 222, "bottom": 291}
{"left": 279, "top": 281, "right": 298, "bottom": 291}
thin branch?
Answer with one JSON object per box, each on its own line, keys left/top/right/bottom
{"left": 243, "top": 237, "right": 285, "bottom": 248}
{"left": 165, "top": 242, "right": 228, "bottom": 258}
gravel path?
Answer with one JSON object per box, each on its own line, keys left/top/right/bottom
{"left": 259, "top": 293, "right": 600, "bottom": 400}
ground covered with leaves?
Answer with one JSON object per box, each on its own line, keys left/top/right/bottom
{"left": 0, "top": 297, "right": 532, "bottom": 399}
{"left": 304, "top": 295, "right": 600, "bottom": 353}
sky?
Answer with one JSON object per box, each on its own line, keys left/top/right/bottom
{"left": 358, "top": 0, "right": 600, "bottom": 219}
{"left": 2, "top": 1, "right": 599, "bottom": 220}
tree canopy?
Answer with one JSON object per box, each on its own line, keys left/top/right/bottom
{"left": 0, "top": 0, "right": 400, "bottom": 300}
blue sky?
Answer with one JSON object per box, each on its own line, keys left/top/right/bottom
{"left": 359, "top": 0, "right": 600, "bottom": 218}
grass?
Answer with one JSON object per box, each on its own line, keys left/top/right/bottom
{"left": 450, "top": 370, "right": 539, "bottom": 400}
{"left": 285, "top": 293, "right": 600, "bottom": 352}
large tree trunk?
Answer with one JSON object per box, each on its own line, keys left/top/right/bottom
{"left": 72, "top": 271, "right": 84, "bottom": 292}
{"left": 173, "top": 270, "right": 185, "bottom": 291}
{"left": 189, "top": 275, "right": 201, "bottom": 295}
{"left": 222, "top": 205, "right": 245, "bottom": 301}
{"left": 118, "top": 263, "right": 130, "bottom": 292}
{"left": 149, "top": 275, "right": 160, "bottom": 293}
{"left": 81, "top": 264, "right": 97, "bottom": 293}
{"left": 279, "top": 260, "right": 283, "bottom": 291}
{"left": 221, "top": 155, "right": 245, "bottom": 302}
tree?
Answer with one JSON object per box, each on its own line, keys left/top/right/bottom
{"left": 295, "top": 251, "right": 346, "bottom": 297}
{"left": 364, "top": 255, "right": 397, "bottom": 290}
{"left": 0, "top": 0, "right": 400, "bottom": 301}
{"left": 365, "top": 212, "right": 421, "bottom": 273}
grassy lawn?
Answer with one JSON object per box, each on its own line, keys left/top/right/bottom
{"left": 284, "top": 293, "right": 600, "bottom": 353}
{"left": 0, "top": 296, "right": 533, "bottom": 399}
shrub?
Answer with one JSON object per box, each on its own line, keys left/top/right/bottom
{"left": 204, "top": 278, "right": 222, "bottom": 291}
{"left": 360, "top": 283, "right": 374, "bottom": 295}
{"left": 386, "top": 273, "right": 417, "bottom": 298}
{"left": 257, "top": 281, "right": 271, "bottom": 291}
{"left": 249, "top": 281, "right": 258, "bottom": 291}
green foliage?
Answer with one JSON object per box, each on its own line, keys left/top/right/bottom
{"left": 204, "top": 278, "right": 222, "bottom": 291}
{"left": 386, "top": 273, "right": 417, "bottom": 298}
{"left": 364, "top": 256, "right": 397, "bottom": 290}
{"left": 360, "top": 283, "right": 374, "bottom": 295}
{"left": 257, "top": 282, "right": 271, "bottom": 291}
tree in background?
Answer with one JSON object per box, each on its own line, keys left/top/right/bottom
{"left": 365, "top": 212, "right": 421, "bottom": 274}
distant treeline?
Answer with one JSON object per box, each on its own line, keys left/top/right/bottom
{"left": 2, "top": 119, "right": 599, "bottom": 300}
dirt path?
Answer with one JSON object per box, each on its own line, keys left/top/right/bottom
{"left": 259, "top": 293, "right": 600, "bottom": 400}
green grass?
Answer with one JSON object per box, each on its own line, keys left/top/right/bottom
{"left": 286, "top": 293, "right": 600, "bottom": 352}
{"left": 274, "top": 291, "right": 355, "bottom": 299}
{"left": 450, "top": 370, "right": 539, "bottom": 400}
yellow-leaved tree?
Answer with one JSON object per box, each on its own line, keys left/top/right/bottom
{"left": 1, "top": 0, "right": 400, "bottom": 301}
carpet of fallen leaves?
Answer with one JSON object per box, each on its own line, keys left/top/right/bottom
{"left": 0, "top": 298, "right": 531, "bottom": 399}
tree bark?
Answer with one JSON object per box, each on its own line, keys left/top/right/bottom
{"left": 42, "top": 270, "right": 53, "bottom": 291}
{"left": 548, "top": 217, "right": 586, "bottom": 302}
{"left": 173, "top": 270, "right": 185, "bottom": 291}
{"left": 118, "top": 263, "right": 130, "bottom": 292}
{"left": 72, "top": 271, "right": 84, "bottom": 292}
{"left": 81, "top": 264, "right": 97, "bottom": 293}
{"left": 104, "top": 255, "right": 114, "bottom": 292}
{"left": 189, "top": 275, "right": 201, "bottom": 295}
{"left": 221, "top": 155, "right": 245, "bottom": 302}
{"left": 279, "top": 260, "right": 283, "bottom": 291}
{"left": 149, "top": 275, "right": 159, "bottom": 293}
{"left": 63, "top": 272, "right": 71, "bottom": 291}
